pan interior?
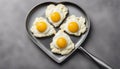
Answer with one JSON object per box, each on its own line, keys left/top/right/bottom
{"left": 26, "top": 2, "right": 90, "bottom": 63}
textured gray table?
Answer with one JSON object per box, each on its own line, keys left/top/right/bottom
{"left": 0, "top": 0, "right": 120, "bottom": 69}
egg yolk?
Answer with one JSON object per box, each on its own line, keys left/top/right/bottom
{"left": 56, "top": 37, "right": 67, "bottom": 48}
{"left": 36, "top": 22, "right": 47, "bottom": 32}
{"left": 68, "top": 22, "right": 79, "bottom": 33}
{"left": 50, "top": 12, "right": 61, "bottom": 23}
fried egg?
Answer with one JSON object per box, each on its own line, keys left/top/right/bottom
{"left": 30, "top": 17, "right": 56, "bottom": 37}
{"left": 60, "top": 15, "right": 87, "bottom": 36}
{"left": 50, "top": 30, "right": 74, "bottom": 55}
{"left": 46, "top": 4, "right": 68, "bottom": 27}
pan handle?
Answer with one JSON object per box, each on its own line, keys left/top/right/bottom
{"left": 78, "top": 46, "right": 112, "bottom": 69}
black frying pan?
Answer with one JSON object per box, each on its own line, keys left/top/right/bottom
{"left": 25, "top": 2, "right": 112, "bottom": 69}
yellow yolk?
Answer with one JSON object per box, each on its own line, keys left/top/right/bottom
{"left": 36, "top": 22, "right": 47, "bottom": 32}
{"left": 56, "top": 37, "right": 67, "bottom": 48}
{"left": 50, "top": 12, "right": 61, "bottom": 23}
{"left": 68, "top": 22, "right": 79, "bottom": 33}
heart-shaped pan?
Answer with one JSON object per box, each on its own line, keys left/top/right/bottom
{"left": 26, "top": 1, "right": 90, "bottom": 63}
{"left": 26, "top": 2, "right": 112, "bottom": 68}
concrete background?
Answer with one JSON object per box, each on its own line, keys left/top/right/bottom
{"left": 0, "top": 0, "right": 120, "bottom": 69}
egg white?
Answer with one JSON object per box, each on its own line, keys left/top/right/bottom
{"left": 60, "top": 15, "right": 87, "bottom": 36}
{"left": 30, "top": 17, "right": 56, "bottom": 37}
{"left": 46, "top": 4, "right": 68, "bottom": 27}
{"left": 50, "top": 30, "right": 74, "bottom": 55}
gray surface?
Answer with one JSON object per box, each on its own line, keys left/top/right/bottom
{"left": 0, "top": 0, "right": 120, "bottom": 69}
